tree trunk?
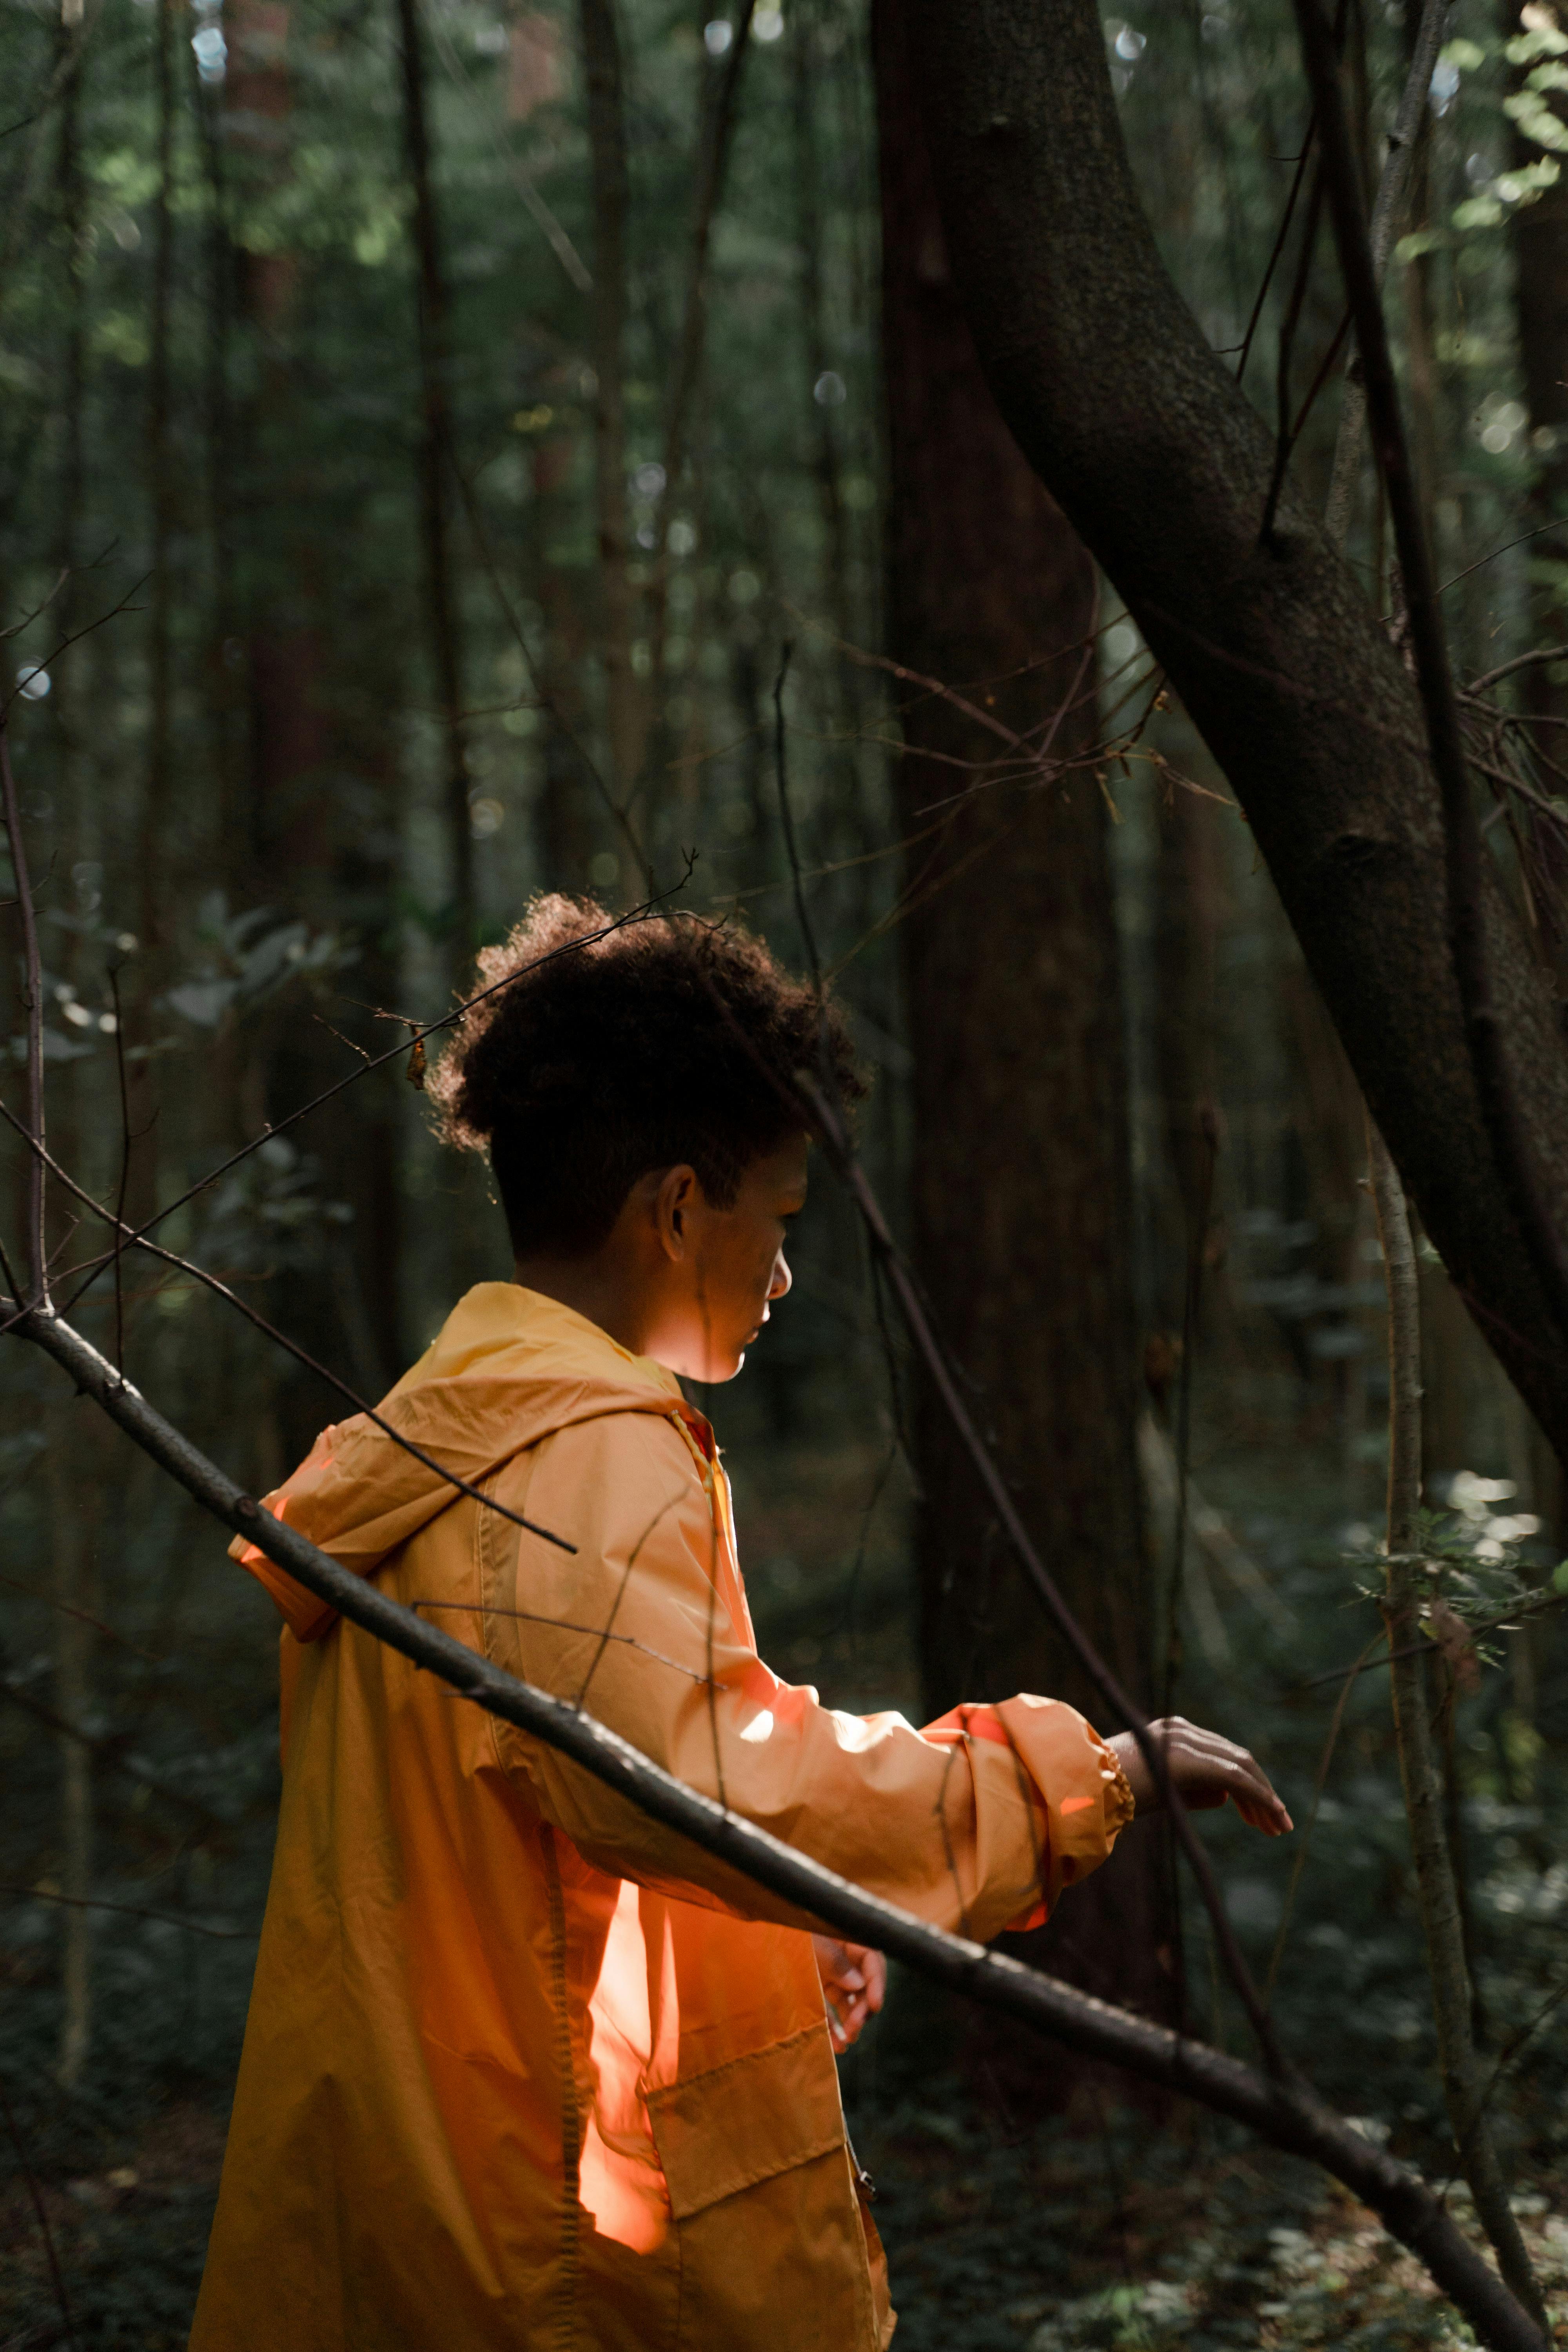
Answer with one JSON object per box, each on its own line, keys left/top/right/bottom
{"left": 48, "top": 1425, "right": 93, "bottom": 2089}
{"left": 530, "top": 377, "right": 597, "bottom": 888}
{"left": 141, "top": 0, "right": 176, "bottom": 958}
{"left": 227, "top": 0, "right": 405, "bottom": 1445}
{"left": 394, "top": 0, "right": 474, "bottom": 962}
{"left": 874, "top": 0, "right": 1168, "bottom": 2034}
{"left": 904, "top": 0, "right": 1568, "bottom": 1462}
{"left": 1152, "top": 782, "right": 1224, "bottom": 1341}
{"left": 577, "top": 0, "right": 641, "bottom": 809}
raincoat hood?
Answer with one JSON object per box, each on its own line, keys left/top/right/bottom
{"left": 234, "top": 1281, "right": 693, "bottom": 1641}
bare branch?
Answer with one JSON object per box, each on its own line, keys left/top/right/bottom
{"left": 5, "top": 1299, "right": 1548, "bottom": 2352}
{"left": 0, "top": 2073, "right": 78, "bottom": 2351}
{"left": 1322, "top": 0, "right": 1452, "bottom": 543}
{"left": 641, "top": 0, "right": 759, "bottom": 701}
{"left": 0, "top": 1094, "right": 576, "bottom": 1555}
{"left": 0, "top": 723, "right": 47, "bottom": 1305}
{"left": 800, "top": 1074, "right": 1289, "bottom": 2076}
{"left": 0, "top": 1882, "right": 255, "bottom": 1941}
{"left": 56, "top": 880, "right": 691, "bottom": 1321}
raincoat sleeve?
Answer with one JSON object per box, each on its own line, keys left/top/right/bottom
{"left": 480, "top": 1410, "right": 1134, "bottom": 1942}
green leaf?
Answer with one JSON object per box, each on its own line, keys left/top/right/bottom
{"left": 1508, "top": 24, "right": 1568, "bottom": 60}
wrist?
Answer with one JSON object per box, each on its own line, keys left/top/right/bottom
{"left": 1107, "top": 1730, "right": 1156, "bottom": 1814}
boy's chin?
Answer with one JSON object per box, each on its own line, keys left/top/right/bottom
{"left": 656, "top": 1342, "right": 747, "bottom": 1385}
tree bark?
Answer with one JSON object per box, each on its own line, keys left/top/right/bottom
{"left": 874, "top": 0, "right": 1168, "bottom": 2029}
{"left": 905, "top": 0, "right": 1568, "bottom": 1460}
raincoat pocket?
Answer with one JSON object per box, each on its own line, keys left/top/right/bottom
{"left": 646, "top": 2023, "right": 845, "bottom": 2219}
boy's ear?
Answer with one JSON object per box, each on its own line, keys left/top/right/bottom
{"left": 654, "top": 1164, "right": 702, "bottom": 1259}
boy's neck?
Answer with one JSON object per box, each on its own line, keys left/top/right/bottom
{"left": 511, "top": 1254, "right": 650, "bottom": 1360}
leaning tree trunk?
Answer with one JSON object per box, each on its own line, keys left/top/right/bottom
{"left": 904, "top": 0, "right": 1568, "bottom": 1461}
{"left": 873, "top": 0, "right": 1171, "bottom": 2034}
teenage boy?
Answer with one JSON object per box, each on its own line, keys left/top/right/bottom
{"left": 191, "top": 897, "right": 1288, "bottom": 2352}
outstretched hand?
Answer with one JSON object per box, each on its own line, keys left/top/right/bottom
{"left": 1107, "top": 1716, "right": 1293, "bottom": 1835}
{"left": 812, "top": 1935, "right": 887, "bottom": 2051}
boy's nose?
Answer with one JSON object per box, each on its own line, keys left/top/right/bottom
{"left": 768, "top": 1249, "right": 793, "bottom": 1301}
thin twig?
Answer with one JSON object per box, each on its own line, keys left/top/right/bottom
{"left": 1260, "top": 161, "right": 1326, "bottom": 546}
{"left": 720, "top": 722, "right": 1289, "bottom": 2060}
{"left": 1305, "top": 1587, "right": 1568, "bottom": 1690}
{"left": 1166, "top": 1104, "right": 1219, "bottom": 1714}
{"left": 1467, "top": 644, "right": 1568, "bottom": 697}
{"left": 0, "top": 1097, "right": 577, "bottom": 1555}
{"left": 0, "top": 724, "right": 47, "bottom": 1303}
{"left": 644, "top": 0, "right": 759, "bottom": 689}
{"left": 0, "top": 1676, "right": 225, "bottom": 1824}
{"left": 0, "top": 1562, "right": 165, "bottom": 1663}
{"left": 1267, "top": 1631, "right": 1381, "bottom": 1998}
{"left": 417, "top": 0, "right": 591, "bottom": 290}
{"left": 718, "top": 638, "right": 1286, "bottom": 2063}
{"left": 0, "top": 2072, "right": 78, "bottom": 2349}
{"left": 107, "top": 969, "right": 132, "bottom": 1376}
{"left": 52, "top": 880, "right": 690, "bottom": 1321}
{"left": 0, "top": 1882, "right": 254, "bottom": 1939}
{"left": 0, "top": 574, "right": 149, "bottom": 726}
{"left": 802, "top": 1076, "right": 1290, "bottom": 2078}
{"left": 773, "top": 642, "right": 822, "bottom": 995}
{"left": 1322, "top": 0, "right": 1450, "bottom": 542}
{"left": 1235, "top": 111, "right": 1316, "bottom": 387}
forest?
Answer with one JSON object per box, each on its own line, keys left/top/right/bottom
{"left": 3, "top": 0, "right": 1568, "bottom": 2334}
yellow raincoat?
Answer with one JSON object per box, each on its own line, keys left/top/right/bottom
{"left": 191, "top": 1283, "right": 1133, "bottom": 2351}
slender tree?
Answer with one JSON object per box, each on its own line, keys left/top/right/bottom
{"left": 48, "top": 0, "right": 94, "bottom": 2094}
{"left": 394, "top": 0, "right": 474, "bottom": 962}
{"left": 140, "top": 0, "right": 176, "bottom": 959}
{"left": 873, "top": 0, "right": 1168, "bottom": 2032}
{"left": 577, "top": 0, "right": 641, "bottom": 809}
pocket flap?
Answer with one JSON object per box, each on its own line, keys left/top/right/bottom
{"left": 646, "top": 2025, "right": 845, "bottom": 2221}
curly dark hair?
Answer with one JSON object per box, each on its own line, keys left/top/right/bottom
{"left": 428, "top": 896, "right": 866, "bottom": 1258}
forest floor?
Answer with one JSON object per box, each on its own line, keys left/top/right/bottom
{"left": 855, "top": 2036, "right": 1568, "bottom": 2350}
{"left": 4, "top": 2073, "right": 1566, "bottom": 2348}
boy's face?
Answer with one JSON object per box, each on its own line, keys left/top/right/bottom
{"left": 650, "top": 1132, "right": 809, "bottom": 1383}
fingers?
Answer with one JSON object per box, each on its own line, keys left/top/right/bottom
{"left": 1172, "top": 1725, "right": 1292, "bottom": 1833}
{"left": 815, "top": 1940, "right": 887, "bottom": 2048}
{"left": 1119, "top": 1719, "right": 1293, "bottom": 1835}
